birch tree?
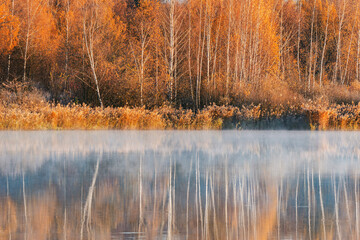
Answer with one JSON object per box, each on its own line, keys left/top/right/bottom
{"left": 333, "top": 0, "right": 347, "bottom": 84}
{"left": 1, "top": 0, "right": 18, "bottom": 81}
{"left": 82, "top": 0, "right": 104, "bottom": 107}
{"left": 163, "top": 0, "right": 186, "bottom": 105}
{"left": 18, "top": 0, "right": 58, "bottom": 82}
{"left": 80, "top": 0, "right": 124, "bottom": 107}
{"left": 130, "top": 0, "right": 159, "bottom": 106}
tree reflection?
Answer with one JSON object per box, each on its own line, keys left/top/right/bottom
{"left": 0, "top": 132, "right": 359, "bottom": 240}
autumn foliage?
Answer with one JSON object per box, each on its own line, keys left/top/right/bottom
{"left": 1, "top": 0, "right": 360, "bottom": 111}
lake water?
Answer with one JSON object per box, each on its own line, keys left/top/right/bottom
{"left": 0, "top": 131, "right": 359, "bottom": 240}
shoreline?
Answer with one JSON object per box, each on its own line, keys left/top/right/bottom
{"left": 1, "top": 103, "right": 359, "bottom": 130}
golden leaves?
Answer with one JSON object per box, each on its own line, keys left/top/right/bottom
{"left": 0, "top": 0, "right": 19, "bottom": 53}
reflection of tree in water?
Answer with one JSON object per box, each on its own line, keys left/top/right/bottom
{"left": 0, "top": 132, "right": 360, "bottom": 239}
{"left": 1, "top": 162, "right": 359, "bottom": 240}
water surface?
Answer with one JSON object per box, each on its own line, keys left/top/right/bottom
{"left": 0, "top": 131, "right": 359, "bottom": 239}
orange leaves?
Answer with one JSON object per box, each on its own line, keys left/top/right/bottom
{"left": 256, "top": 0, "right": 280, "bottom": 73}
{"left": 105, "top": 10, "right": 126, "bottom": 43}
{"left": 79, "top": 0, "right": 126, "bottom": 48}
{"left": 16, "top": 0, "right": 60, "bottom": 57}
{"left": 0, "top": 0, "right": 19, "bottom": 53}
{"left": 34, "top": 6, "right": 60, "bottom": 57}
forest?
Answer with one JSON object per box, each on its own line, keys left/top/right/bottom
{"left": 1, "top": 0, "right": 360, "bottom": 129}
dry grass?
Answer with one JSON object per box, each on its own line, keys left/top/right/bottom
{"left": 303, "top": 100, "right": 360, "bottom": 130}
{"left": 1, "top": 89, "right": 360, "bottom": 130}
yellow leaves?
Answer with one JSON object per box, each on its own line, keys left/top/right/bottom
{"left": 106, "top": 12, "right": 126, "bottom": 42}
{"left": 137, "top": 0, "right": 157, "bottom": 17}
{"left": 79, "top": 0, "right": 126, "bottom": 43}
{"left": 252, "top": 0, "right": 280, "bottom": 73}
{"left": 15, "top": 0, "right": 60, "bottom": 57}
{"left": 0, "top": 0, "right": 19, "bottom": 53}
{"left": 34, "top": 7, "right": 60, "bottom": 56}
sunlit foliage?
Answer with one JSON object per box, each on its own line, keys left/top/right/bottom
{"left": 0, "top": 0, "right": 360, "bottom": 108}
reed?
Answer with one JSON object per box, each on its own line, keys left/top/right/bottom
{"left": 1, "top": 90, "right": 360, "bottom": 130}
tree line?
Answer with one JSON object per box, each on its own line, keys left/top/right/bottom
{"left": 0, "top": 0, "right": 360, "bottom": 108}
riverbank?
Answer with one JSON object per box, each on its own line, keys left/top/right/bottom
{"left": 1, "top": 97, "right": 359, "bottom": 130}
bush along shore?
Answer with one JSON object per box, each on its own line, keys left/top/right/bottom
{"left": 1, "top": 91, "right": 359, "bottom": 130}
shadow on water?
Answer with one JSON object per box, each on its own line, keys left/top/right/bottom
{"left": 0, "top": 131, "right": 359, "bottom": 239}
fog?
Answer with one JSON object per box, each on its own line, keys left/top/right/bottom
{"left": 0, "top": 131, "right": 359, "bottom": 175}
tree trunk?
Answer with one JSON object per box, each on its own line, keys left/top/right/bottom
{"left": 188, "top": 0, "right": 194, "bottom": 105}
{"left": 7, "top": 0, "right": 15, "bottom": 81}
{"left": 342, "top": 5, "right": 357, "bottom": 85}
{"left": 333, "top": 0, "right": 346, "bottom": 84}
{"left": 206, "top": 0, "right": 212, "bottom": 104}
{"left": 319, "top": 6, "right": 330, "bottom": 88}
{"left": 225, "top": 0, "right": 233, "bottom": 101}
{"left": 308, "top": 0, "right": 317, "bottom": 92}
{"left": 65, "top": 0, "right": 70, "bottom": 90}
{"left": 196, "top": 0, "right": 204, "bottom": 110}
{"left": 169, "top": 0, "right": 175, "bottom": 103}
{"left": 357, "top": 28, "right": 360, "bottom": 81}
{"left": 83, "top": 19, "right": 103, "bottom": 108}
{"left": 297, "top": 1, "right": 302, "bottom": 83}
{"left": 23, "top": 0, "right": 31, "bottom": 82}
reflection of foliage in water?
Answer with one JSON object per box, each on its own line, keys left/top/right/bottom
{"left": 0, "top": 131, "right": 359, "bottom": 239}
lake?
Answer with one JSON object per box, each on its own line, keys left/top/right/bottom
{"left": 0, "top": 131, "right": 359, "bottom": 239}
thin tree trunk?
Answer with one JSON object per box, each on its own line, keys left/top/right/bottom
{"left": 169, "top": 0, "right": 175, "bottom": 103}
{"left": 188, "top": 0, "right": 194, "bottom": 105}
{"left": 195, "top": 0, "right": 204, "bottom": 110}
{"left": 308, "top": 0, "right": 317, "bottom": 92}
{"left": 279, "top": 0, "right": 285, "bottom": 77}
{"left": 7, "top": 0, "right": 15, "bottom": 81}
{"left": 225, "top": 0, "right": 233, "bottom": 101}
{"left": 357, "top": 27, "right": 360, "bottom": 81}
{"left": 140, "top": 24, "right": 146, "bottom": 106}
{"left": 65, "top": 0, "right": 70, "bottom": 84}
{"left": 155, "top": 41, "right": 159, "bottom": 103}
{"left": 83, "top": 19, "right": 103, "bottom": 108}
{"left": 205, "top": 0, "right": 212, "bottom": 104}
{"left": 342, "top": 5, "right": 357, "bottom": 85}
{"left": 319, "top": 6, "right": 330, "bottom": 88}
{"left": 198, "top": 23, "right": 206, "bottom": 109}
{"left": 333, "top": 0, "right": 346, "bottom": 84}
{"left": 23, "top": 0, "right": 30, "bottom": 82}
{"left": 211, "top": 7, "right": 223, "bottom": 100}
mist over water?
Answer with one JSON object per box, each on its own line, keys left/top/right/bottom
{"left": 0, "top": 131, "right": 359, "bottom": 239}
